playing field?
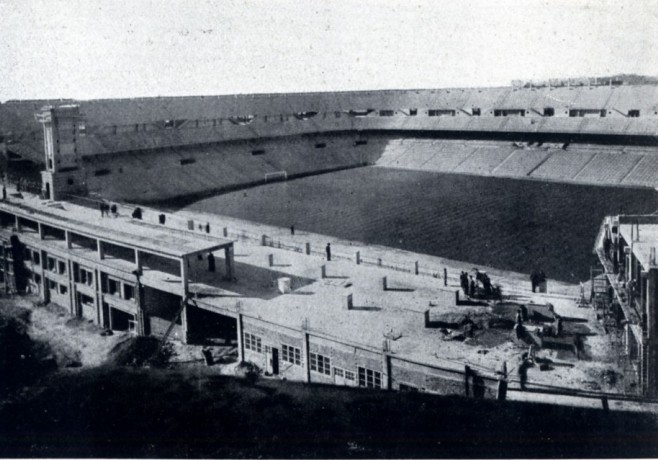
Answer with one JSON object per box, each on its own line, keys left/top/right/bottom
{"left": 181, "top": 167, "right": 658, "bottom": 283}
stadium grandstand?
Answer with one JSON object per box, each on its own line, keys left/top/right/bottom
{"left": 0, "top": 81, "right": 657, "bottom": 404}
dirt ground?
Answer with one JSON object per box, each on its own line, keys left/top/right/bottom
{"left": 1, "top": 295, "right": 238, "bottom": 378}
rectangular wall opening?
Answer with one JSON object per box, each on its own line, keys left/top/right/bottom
{"left": 186, "top": 304, "right": 237, "bottom": 346}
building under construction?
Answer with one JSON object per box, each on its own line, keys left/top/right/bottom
{"left": 0, "top": 82, "right": 657, "bottom": 402}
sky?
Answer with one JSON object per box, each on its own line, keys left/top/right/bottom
{"left": 0, "top": 0, "right": 657, "bottom": 101}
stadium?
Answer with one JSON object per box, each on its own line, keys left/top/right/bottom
{"left": 0, "top": 78, "right": 656, "bottom": 410}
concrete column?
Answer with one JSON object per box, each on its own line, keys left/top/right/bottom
{"left": 382, "top": 353, "right": 391, "bottom": 390}
{"left": 65, "top": 230, "right": 71, "bottom": 249}
{"left": 68, "top": 259, "right": 76, "bottom": 317}
{"left": 641, "top": 271, "right": 648, "bottom": 324}
{"left": 302, "top": 331, "right": 311, "bottom": 383}
{"left": 180, "top": 297, "right": 189, "bottom": 344}
{"left": 15, "top": 216, "right": 21, "bottom": 233}
{"left": 41, "top": 250, "right": 50, "bottom": 304}
{"left": 135, "top": 250, "right": 142, "bottom": 271}
{"left": 38, "top": 223, "right": 44, "bottom": 239}
{"left": 236, "top": 313, "right": 245, "bottom": 363}
{"left": 627, "top": 248, "right": 633, "bottom": 281}
{"left": 95, "top": 269, "right": 105, "bottom": 328}
{"left": 135, "top": 277, "right": 148, "bottom": 337}
{"left": 97, "top": 240, "right": 105, "bottom": 260}
{"left": 224, "top": 245, "right": 234, "bottom": 281}
{"left": 646, "top": 269, "right": 657, "bottom": 340}
{"left": 180, "top": 256, "right": 189, "bottom": 294}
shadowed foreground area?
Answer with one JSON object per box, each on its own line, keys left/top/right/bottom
{"left": 1, "top": 366, "right": 657, "bottom": 459}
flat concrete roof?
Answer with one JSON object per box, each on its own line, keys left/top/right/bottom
{"left": 189, "top": 234, "right": 612, "bottom": 391}
{"left": 0, "top": 194, "right": 233, "bottom": 259}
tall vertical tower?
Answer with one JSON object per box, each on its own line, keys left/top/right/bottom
{"left": 36, "top": 105, "right": 86, "bottom": 200}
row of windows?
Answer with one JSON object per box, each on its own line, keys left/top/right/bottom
{"left": 243, "top": 333, "right": 378, "bottom": 387}
{"left": 358, "top": 367, "right": 382, "bottom": 389}
{"left": 333, "top": 367, "right": 356, "bottom": 381}
{"left": 47, "top": 278, "right": 68, "bottom": 295}
{"left": 310, "top": 352, "right": 331, "bottom": 376}
{"left": 47, "top": 256, "right": 67, "bottom": 275}
{"left": 105, "top": 276, "right": 134, "bottom": 301}
{"left": 244, "top": 332, "right": 262, "bottom": 353}
{"left": 76, "top": 266, "right": 94, "bottom": 286}
{"left": 282, "top": 344, "right": 302, "bottom": 366}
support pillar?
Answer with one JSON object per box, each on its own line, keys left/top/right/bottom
{"left": 382, "top": 353, "right": 391, "bottom": 390}
{"left": 97, "top": 240, "right": 104, "bottom": 260}
{"left": 135, "top": 250, "right": 142, "bottom": 271}
{"left": 134, "top": 276, "right": 148, "bottom": 337}
{"left": 67, "top": 259, "right": 76, "bottom": 317}
{"left": 180, "top": 256, "right": 189, "bottom": 294}
{"left": 40, "top": 250, "right": 49, "bottom": 304}
{"left": 224, "top": 245, "right": 234, "bottom": 281}
{"left": 180, "top": 297, "right": 189, "bottom": 344}
{"left": 646, "top": 269, "right": 657, "bottom": 340}
{"left": 236, "top": 313, "right": 245, "bottom": 363}
{"left": 65, "top": 230, "right": 72, "bottom": 249}
{"left": 302, "top": 331, "right": 311, "bottom": 383}
{"left": 644, "top": 269, "right": 658, "bottom": 397}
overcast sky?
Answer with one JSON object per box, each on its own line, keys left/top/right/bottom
{"left": 1, "top": 0, "right": 657, "bottom": 100}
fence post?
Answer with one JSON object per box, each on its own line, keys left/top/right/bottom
{"left": 306, "top": 242, "right": 311, "bottom": 255}
{"left": 261, "top": 234, "right": 267, "bottom": 246}
{"left": 268, "top": 254, "right": 274, "bottom": 267}
{"left": 444, "top": 268, "right": 448, "bottom": 286}
{"left": 415, "top": 261, "right": 419, "bottom": 275}
{"left": 356, "top": 251, "right": 361, "bottom": 265}
{"left": 497, "top": 361, "right": 508, "bottom": 401}
{"left": 223, "top": 227, "right": 228, "bottom": 237}
{"left": 378, "top": 258, "right": 382, "bottom": 267}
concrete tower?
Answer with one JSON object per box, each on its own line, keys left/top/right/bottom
{"left": 36, "top": 105, "right": 86, "bottom": 200}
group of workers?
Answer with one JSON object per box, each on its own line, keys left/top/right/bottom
{"left": 460, "top": 268, "right": 496, "bottom": 298}
{"left": 99, "top": 202, "right": 118, "bottom": 217}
